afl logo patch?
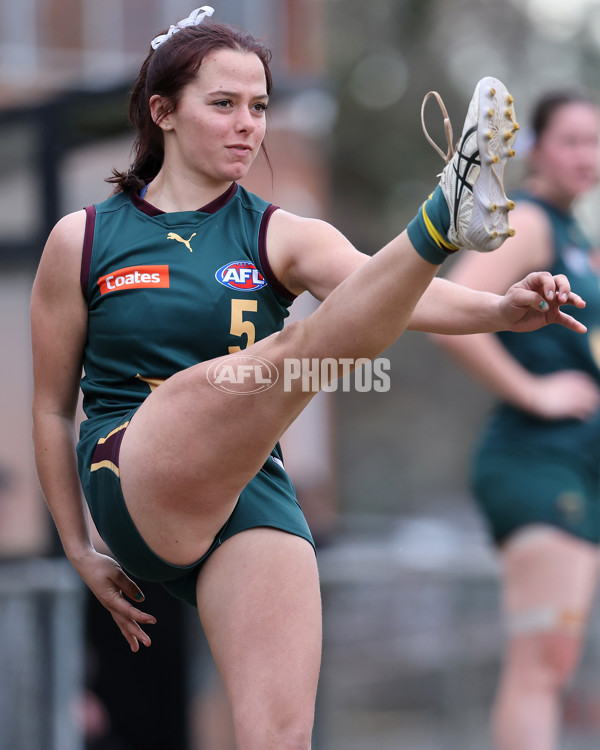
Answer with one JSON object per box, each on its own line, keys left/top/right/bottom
{"left": 215, "top": 261, "right": 267, "bottom": 292}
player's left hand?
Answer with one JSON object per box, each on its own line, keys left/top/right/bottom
{"left": 498, "top": 271, "right": 587, "bottom": 333}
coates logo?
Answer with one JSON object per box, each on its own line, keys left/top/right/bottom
{"left": 98, "top": 265, "right": 170, "bottom": 295}
{"left": 215, "top": 261, "right": 267, "bottom": 292}
{"left": 206, "top": 355, "right": 279, "bottom": 394}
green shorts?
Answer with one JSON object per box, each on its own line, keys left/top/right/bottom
{"left": 80, "top": 417, "right": 315, "bottom": 608}
{"left": 472, "top": 447, "right": 600, "bottom": 546}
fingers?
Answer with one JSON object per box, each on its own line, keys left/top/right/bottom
{"left": 112, "top": 567, "right": 146, "bottom": 604}
{"left": 108, "top": 590, "right": 157, "bottom": 627}
{"left": 112, "top": 609, "right": 154, "bottom": 652}
{"left": 564, "top": 291, "right": 586, "bottom": 309}
{"left": 520, "top": 273, "right": 586, "bottom": 327}
{"left": 555, "top": 310, "right": 588, "bottom": 334}
{"left": 545, "top": 273, "right": 567, "bottom": 303}
{"left": 108, "top": 596, "right": 156, "bottom": 652}
{"left": 81, "top": 554, "right": 157, "bottom": 652}
{"left": 503, "top": 272, "right": 587, "bottom": 335}
{"left": 507, "top": 284, "right": 551, "bottom": 313}
{"left": 544, "top": 272, "right": 587, "bottom": 329}
{"left": 550, "top": 273, "right": 574, "bottom": 303}
{"left": 546, "top": 275, "right": 583, "bottom": 307}
{"left": 531, "top": 272, "right": 586, "bottom": 308}
{"left": 103, "top": 570, "right": 157, "bottom": 652}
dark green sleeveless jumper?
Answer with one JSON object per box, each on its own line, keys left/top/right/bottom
{"left": 472, "top": 191, "right": 600, "bottom": 545}
{"left": 76, "top": 184, "right": 314, "bottom": 606}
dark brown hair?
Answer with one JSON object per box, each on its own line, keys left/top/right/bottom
{"left": 108, "top": 20, "right": 273, "bottom": 194}
{"left": 531, "top": 89, "right": 596, "bottom": 142}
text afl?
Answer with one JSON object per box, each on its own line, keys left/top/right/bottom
{"left": 215, "top": 261, "right": 267, "bottom": 292}
{"left": 98, "top": 265, "right": 170, "bottom": 295}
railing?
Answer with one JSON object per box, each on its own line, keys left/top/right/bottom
{"left": 0, "top": 557, "right": 85, "bottom": 750}
{"left": 317, "top": 514, "right": 600, "bottom": 750}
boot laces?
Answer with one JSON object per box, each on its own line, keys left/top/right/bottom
{"left": 421, "top": 91, "right": 455, "bottom": 165}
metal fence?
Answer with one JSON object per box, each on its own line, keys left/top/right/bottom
{"left": 318, "top": 513, "right": 600, "bottom": 750}
{"left": 0, "top": 557, "right": 84, "bottom": 750}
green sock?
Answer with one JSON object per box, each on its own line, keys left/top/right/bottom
{"left": 407, "top": 184, "right": 458, "bottom": 265}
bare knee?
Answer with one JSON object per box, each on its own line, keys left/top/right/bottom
{"left": 232, "top": 703, "right": 313, "bottom": 750}
{"left": 538, "top": 631, "right": 583, "bottom": 688}
{"left": 506, "top": 630, "right": 584, "bottom": 692}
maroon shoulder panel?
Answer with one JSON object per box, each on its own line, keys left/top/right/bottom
{"left": 81, "top": 205, "right": 96, "bottom": 300}
{"left": 258, "top": 205, "right": 296, "bottom": 302}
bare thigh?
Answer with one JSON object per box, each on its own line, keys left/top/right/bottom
{"left": 119, "top": 327, "right": 316, "bottom": 565}
{"left": 118, "top": 240, "right": 437, "bottom": 565}
{"left": 195, "top": 528, "right": 322, "bottom": 749}
{"left": 501, "top": 525, "right": 600, "bottom": 632}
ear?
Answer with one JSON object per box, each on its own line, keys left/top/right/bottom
{"left": 149, "top": 94, "right": 175, "bottom": 131}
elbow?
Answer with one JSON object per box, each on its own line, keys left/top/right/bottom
{"left": 32, "top": 400, "right": 77, "bottom": 435}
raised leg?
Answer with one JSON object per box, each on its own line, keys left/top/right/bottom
{"left": 118, "top": 76, "right": 518, "bottom": 566}
{"left": 119, "top": 231, "right": 438, "bottom": 563}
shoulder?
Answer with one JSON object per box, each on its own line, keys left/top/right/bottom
{"left": 269, "top": 209, "right": 344, "bottom": 244}
{"left": 94, "top": 191, "right": 131, "bottom": 214}
{"left": 234, "top": 184, "right": 271, "bottom": 213}
{"left": 266, "top": 210, "right": 366, "bottom": 300}
{"left": 49, "top": 209, "right": 87, "bottom": 250}
{"left": 508, "top": 200, "right": 555, "bottom": 264}
{"left": 34, "top": 210, "right": 87, "bottom": 292}
{"left": 268, "top": 210, "right": 355, "bottom": 265}
{"left": 46, "top": 210, "right": 87, "bottom": 257}
{"left": 511, "top": 199, "right": 553, "bottom": 237}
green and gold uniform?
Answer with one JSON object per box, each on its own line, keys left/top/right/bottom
{"left": 472, "top": 191, "right": 600, "bottom": 545}
{"left": 76, "top": 184, "right": 314, "bottom": 606}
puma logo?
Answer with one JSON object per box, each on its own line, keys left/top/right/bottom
{"left": 167, "top": 232, "right": 196, "bottom": 252}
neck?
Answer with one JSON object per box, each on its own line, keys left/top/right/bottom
{"left": 143, "top": 170, "right": 233, "bottom": 212}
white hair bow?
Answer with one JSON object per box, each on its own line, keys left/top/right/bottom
{"left": 151, "top": 6, "right": 215, "bottom": 50}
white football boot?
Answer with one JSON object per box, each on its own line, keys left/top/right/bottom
{"left": 422, "top": 76, "right": 519, "bottom": 252}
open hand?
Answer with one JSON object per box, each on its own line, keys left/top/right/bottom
{"left": 72, "top": 549, "right": 156, "bottom": 652}
{"left": 499, "top": 271, "right": 586, "bottom": 333}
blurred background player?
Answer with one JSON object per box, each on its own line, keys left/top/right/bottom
{"left": 433, "top": 90, "right": 600, "bottom": 750}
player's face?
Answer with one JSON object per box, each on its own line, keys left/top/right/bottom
{"left": 161, "top": 48, "right": 268, "bottom": 184}
{"left": 531, "top": 102, "right": 600, "bottom": 200}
